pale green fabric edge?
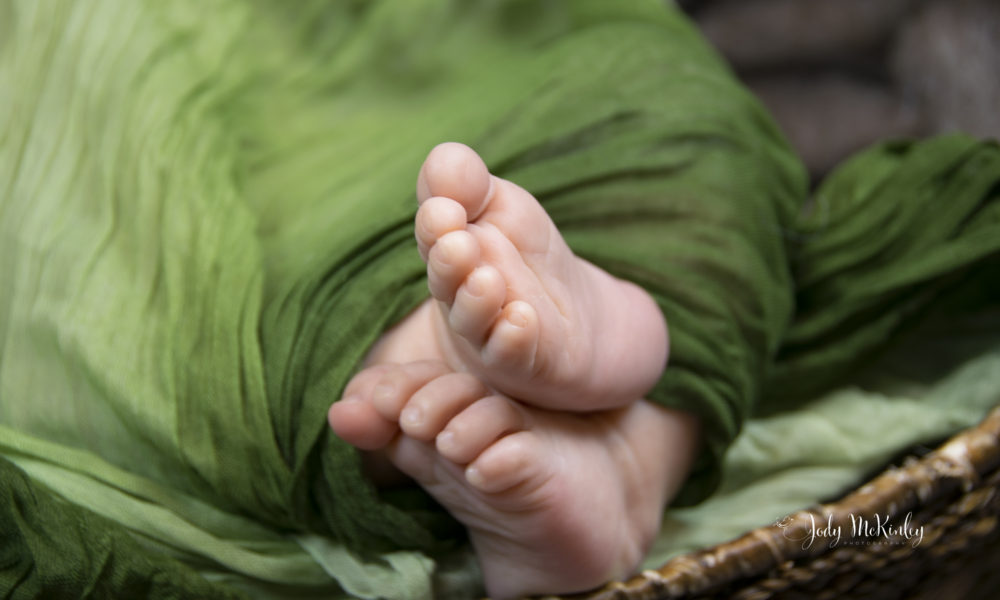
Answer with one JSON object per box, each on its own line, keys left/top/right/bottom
{"left": 645, "top": 340, "right": 1000, "bottom": 566}
{"left": 0, "top": 433, "right": 440, "bottom": 599}
{"left": 7, "top": 337, "right": 996, "bottom": 598}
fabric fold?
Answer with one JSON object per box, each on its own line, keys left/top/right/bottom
{"left": 766, "top": 136, "right": 1000, "bottom": 408}
{"left": 1, "top": 0, "right": 998, "bottom": 598}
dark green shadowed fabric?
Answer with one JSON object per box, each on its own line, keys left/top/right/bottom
{"left": 766, "top": 136, "right": 1000, "bottom": 408}
{"left": 0, "top": 457, "right": 246, "bottom": 599}
{"left": 1, "top": 0, "right": 998, "bottom": 598}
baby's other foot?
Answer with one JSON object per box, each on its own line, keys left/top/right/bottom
{"left": 414, "top": 142, "right": 668, "bottom": 411}
{"left": 327, "top": 360, "right": 452, "bottom": 451}
{"left": 328, "top": 362, "right": 699, "bottom": 599}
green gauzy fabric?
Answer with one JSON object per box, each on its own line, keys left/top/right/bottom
{"left": 644, "top": 135, "right": 1000, "bottom": 567}
{"left": 1, "top": 0, "right": 999, "bottom": 598}
{"left": 0, "top": 457, "right": 244, "bottom": 599}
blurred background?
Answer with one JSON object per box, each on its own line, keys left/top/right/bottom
{"left": 678, "top": 0, "right": 1000, "bottom": 180}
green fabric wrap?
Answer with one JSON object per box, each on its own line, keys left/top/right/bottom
{"left": 767, "top": 136, "right": 1000, "bottom": 408}
{"left": 1, "top": 0, "right": 998, "bottom": 597}
{"left": 0, "top": 457, "right": 245, "bottom": 599}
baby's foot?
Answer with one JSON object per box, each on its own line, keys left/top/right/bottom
{"left": 412, "top": 142, "right": 668, "bottom": 411}
{"left": 328, "top": 362, "right": 698, "bottom": 599}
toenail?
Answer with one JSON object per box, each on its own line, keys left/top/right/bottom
{"left": 507, "top": 310, "right": 527, "bottom": 328}
{"left": 437, "top": 430, "right": 455, "bottom": 451}
{"left": 401, "top": 406, "right": 423, "bottom": 427}
{"left": 340, "top": 394, "right": 362, "bottom": 404}
{"left": 465, "top": 275, "right": 483, "bottom": 297}
{"left": 435, "top": 244, "right": 456, "bottom": 265}
{"left": 465, "top": 466, "right": 485, "bottom": 488}
{"left": 373, "top": 382, "right": 395, "bottom": 402}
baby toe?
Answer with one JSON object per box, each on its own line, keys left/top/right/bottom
{"left": 417, "top": 142, "right": 493, "bottom": 221}
{"left": 481, "top": 300, "right": 539, "bottom": 370}
{"left": 448, "top": 265, "right": 506, "bottom": 343}
{"left": 427, "top": 230, "right": 480, "bottom": 303}
{"left": 371, "top": 360, "right": 451, "bottom": 422}
{"left": 399, "top": 372, "right": 487, "bottom": 441}
{"left": 328, "top": 364, "right": 398, "bottom": 450}
{"left": 415, "top": 196, "right": 467, "bottom": 261}
{"left": 436, "top": 395, "right": 526, "bottom": 466}
{"left": 465, "top": 430, "right": 548, "bottom": 494}
{"left": 327, "top": 395, "right": 398, "bottom": 451}
{"left": 385, "top": 434, "right": 445, "bottom": 485}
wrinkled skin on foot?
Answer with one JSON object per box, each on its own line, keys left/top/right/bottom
{"left": 328, "top": 361, "right": 698, "bottom": 599}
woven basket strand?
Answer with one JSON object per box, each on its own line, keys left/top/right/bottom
{"left": 546, "top": 405, "right": 1000, "bottom": 600}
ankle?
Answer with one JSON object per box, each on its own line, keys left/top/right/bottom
{"left": 363, "top": 300, "right": 443, "bottom": 367}
{"left": 581, "top": 261, "right": 670, "bottom": 401}
{"left": 621, "top": 402, "right": 701, "bottom": 543}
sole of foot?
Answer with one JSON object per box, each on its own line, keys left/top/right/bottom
{"left": 407, "top": 142, "right": 669, "bottom": 411}
{"left": 328, "top": 361, "right": 699, "bottom": 599}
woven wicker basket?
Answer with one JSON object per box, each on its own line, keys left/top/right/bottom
{"left": 551, "top": 405, "right": 1000, "bottom": 600}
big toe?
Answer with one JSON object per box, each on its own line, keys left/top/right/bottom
{"left": 328, "top": 365, "right": 399, "bottom": 451}
{"left": 417, "top": 142, "right": 493, "bottom": 221}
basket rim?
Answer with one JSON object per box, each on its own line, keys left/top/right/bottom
{"left": 564, "top": 404, "right": 1000, "bottom": 600}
